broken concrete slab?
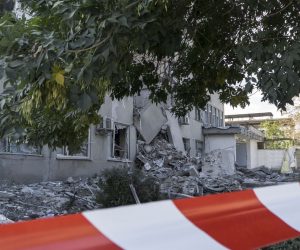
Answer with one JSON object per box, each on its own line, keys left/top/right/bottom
{"left": 134, "top": 104, "right": 167, "bottom": 144}
{"left": 165, "top": 110, "right": 185, "bottom": 152}
{"left": 202, "top": 149, "right": 235, "bottom": 177}
{"left": 0, "top": 191, "right": 15, "bottom": 200}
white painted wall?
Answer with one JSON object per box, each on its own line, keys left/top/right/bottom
{"left": 257, "top": 150, "right": 285, "bottom": 170}
{"left": 180, "top": 108, "right": 203, "bottom": 156}
{"left": 247, "top": 139, "right": 258, "bottom": 169}
{"left": 204, "top": 134, "right": 236, "bottom": 160}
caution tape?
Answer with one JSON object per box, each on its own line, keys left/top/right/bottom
{"left": 1, "top": 183, "right": 300, "bottom": 250}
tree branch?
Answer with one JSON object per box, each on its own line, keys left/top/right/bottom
{"left": 265, "top": 1, "right": 293, "bottom": 18}
{"left": 68, "top": 36, "right": 110, "bottom": 53}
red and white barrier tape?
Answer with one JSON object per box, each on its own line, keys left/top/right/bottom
{"left": 1, "top": 182, "right": 300, "bottom": 250}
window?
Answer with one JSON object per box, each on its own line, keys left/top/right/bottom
{"left": 195, "top": 140, "right": 203, "bottom": 156}
{"left": 208, "top": 105, "right": 212, "bottom": 125}
{"left": 178, "top": 114, "right": 190, "bottom": 125}
{"left": 57, "top": 130, "right": 91, "bottom": 158}
{"left": 111, "top": 123, "right": 129, "bottom": 160}
{"left": 216, "top": 109, "right": 220, "bottom": 127}
{"left": 195, "top": 108, "right": 201, "bottom": 121}
{"left": 203, "top": 104, "right": 224, "bottom": 127}
{"left": 212, "top": 107, "right": 216, "bottom": 126}
{"left": 205, "top": 104, "right": 209, "bottom": 124}
{"left": 182, "top": 138, "right": 190, "bottom": 153}
{"left": 220, "top": 111, "right": 224, "bottom": 126}
{"left": 0, "top": 138, "right": 41, "bottom": 155}
{"left": 200, "top": 110, "right": 206, "bottom": 123}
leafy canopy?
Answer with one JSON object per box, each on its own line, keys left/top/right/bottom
{"left": 261, "top": 120, "right": 294, "bottom": 149}
{"left": 0, "top": 0, "right": 300, "bottom": 149}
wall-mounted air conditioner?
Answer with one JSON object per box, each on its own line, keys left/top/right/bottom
{"left": 96, "top": 117, "right": 114, "bottom": 134}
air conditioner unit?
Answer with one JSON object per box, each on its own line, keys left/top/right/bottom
{"left": 96, "top": 117, "right": 114, "bottom": 134}
{"left": 178, "top": 115, "right": 190, "bottom": 125}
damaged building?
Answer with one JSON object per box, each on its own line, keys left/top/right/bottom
{"left": 0, "top": 90, "right": 222, "bottom": 183}
{"left": 0, "top": 89, "right": 289, "bottom": 184}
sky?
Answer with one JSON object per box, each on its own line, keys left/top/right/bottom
{"left": 224, "top": 91, "right": 283, "bottom": 118}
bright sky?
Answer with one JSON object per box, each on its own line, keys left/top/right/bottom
{"left": 224, "top": 91, "right": 284, "bottom": 118}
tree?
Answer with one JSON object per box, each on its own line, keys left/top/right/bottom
{"left": 261, "top": 121, "right": 294, "bottom": 149}
{"left": 1, "top": 0, "right": 300, "bottom": 149}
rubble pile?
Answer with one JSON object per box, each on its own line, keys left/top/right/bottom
{"left": 136, "top": 138, "right": 203, "bottom": 197}
{"left": 136, "top": 138, "right": 300, "bottom": 198}
{"left": 1, "top": 137, "right": 300, "bottom": 223}
{"left": 0, "top": 176, "right": 102, "bottom": 222}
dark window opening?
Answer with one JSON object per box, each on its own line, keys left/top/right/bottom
{"left": 112, "top": 124, "right": 129, "bottom": 159}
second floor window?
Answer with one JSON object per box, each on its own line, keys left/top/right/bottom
{"left": 195, "top": 108, "right": 201, "bottom": 121}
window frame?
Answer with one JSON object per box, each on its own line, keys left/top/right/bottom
{"left": 0, "top": 138, "right": 42, "bottom": 156}
{"left": 56, "top": 129, "right": 91, "bottom": 160}
{"left": 110, "top": 122, "right": 130, "bottom": 161}
{"left": 195, "top": 140, "right": 203, "bottom": 156}
{"left": 195, "top": 108, "right": 201, "bottom": 121}
{"left": 182, "top": 137, "right": 191, "bottom": 152}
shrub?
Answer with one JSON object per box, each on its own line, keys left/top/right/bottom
{"left": 97, "top": 167, "right": 160, "bottom": 208}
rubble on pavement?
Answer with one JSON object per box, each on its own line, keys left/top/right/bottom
{"left": 1, "top": 133, "right": 300, "bottom": 223}
{"left": 0, "top": 176, "right": 102, "bottom": 222}
{"left": 136, "top": 137, "right": 300, "bottom": 198}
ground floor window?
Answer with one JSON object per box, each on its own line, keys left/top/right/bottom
{"left": 0, "top": 138, "right": 41, "bottom": 155}
{"left": 57, "top": 130, "right": 91, "bottom": 158}
{"left": 195, "top": 140, "right": 203, "bottom": 156}
{"left": 111, "top": 123, "right": 129, "bottom": 160}
{"left": 183, "top": 137, "right": 191, "bottom": 153}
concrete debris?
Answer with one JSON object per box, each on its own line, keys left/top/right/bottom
{"left": 136, "top": 138, "right": 202, "bottom": 197}
{"left": 165, "top": 110, "right": 185, "bottom": 152}
{"left": 202, "top": 149, "right": 235, "bottom": 177}
{"left": 0, "top": 214, "right": 13, "bottom": 224}
{"left": 0, "top": 191, "right": 15, "bottom": 200}
{"left": 0, "top": 176, "right": 102, "bottom": 222}
{"left": 136, "top": 137, "right": 300, "bottom": 199}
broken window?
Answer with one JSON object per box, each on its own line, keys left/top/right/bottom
{"left": 195, "top": 140, "right": 203, "bottom": 156}
{"left": 183, "top": 138, "right": 190, "bottom": 153}
{"left": 111, "top": 123, "right": 129, "bottom": 159}
{"left": 57, "top": 130, "right": 90, "bottom": 158}
{"left": 0, "top": 138, "right": 41, "bottom": 155}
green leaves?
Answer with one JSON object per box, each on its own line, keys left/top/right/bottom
{"left": 54, "top": 72, "right": 64, "bottom": 86}
{"left": 51, "top": 65, "right": 65, "bottom": 86}
{"left": 77, "top": 93, "right": 92, "bottom": 111}
{"left": 2, "top": 0, "right": 300, "bottom": 149}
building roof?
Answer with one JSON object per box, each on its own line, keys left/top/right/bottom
{"left": 225, "top": 117, "right": 294, "bottom": 127}
{"left": 225, "top": 112, "right": 273, "bottom": 119}
{"left": 203, "top": 126, "right": 265, "bottom": 141}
